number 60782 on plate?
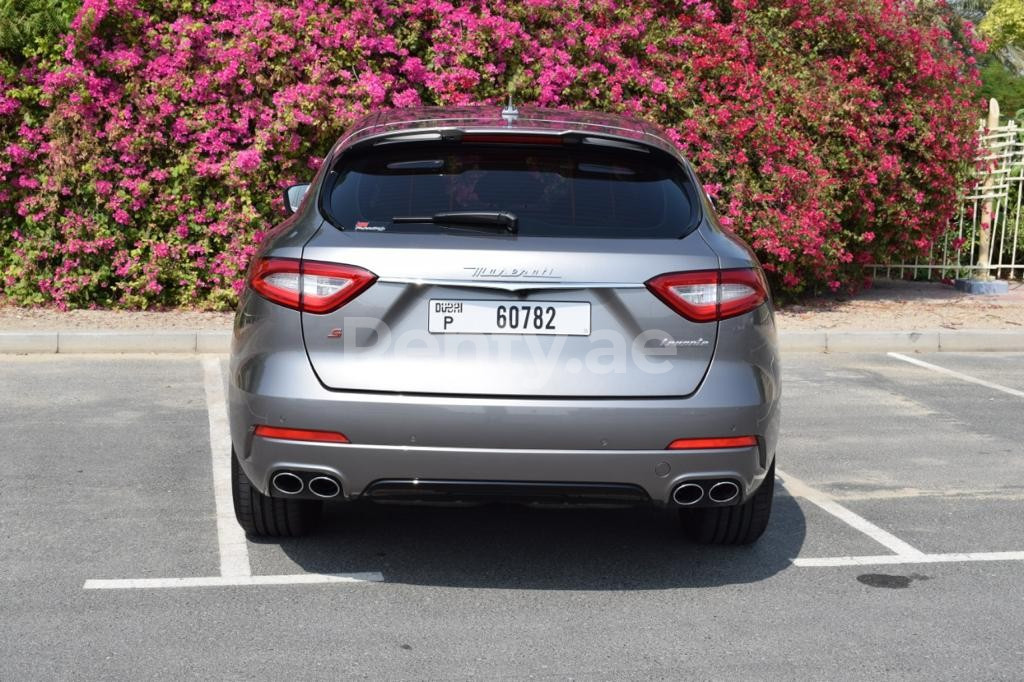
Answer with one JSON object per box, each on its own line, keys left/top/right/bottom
{"left": 428, "top": 300, "right": 591, "bottom": 336}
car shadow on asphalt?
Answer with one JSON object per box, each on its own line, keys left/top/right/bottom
{"left": 264, "top": 487, "right": 806, "bottom": 589}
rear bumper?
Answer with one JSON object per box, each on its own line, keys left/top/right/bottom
{"left": 228, "top": 323, "right": 779, "bottom": 507}
{"left": 241, "top": 436, "right": 765, "bottom": 506}
{"left": 229, "top": 293, "right": 779, "bottom": 506}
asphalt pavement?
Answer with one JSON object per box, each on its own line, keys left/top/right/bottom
{"left": 2, "top": 352, "right": 1023, "bottom": 679}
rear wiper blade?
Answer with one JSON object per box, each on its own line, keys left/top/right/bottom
{"left": 392, "top": 211, "right": 518, "bottom": 233}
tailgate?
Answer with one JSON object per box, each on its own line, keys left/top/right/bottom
{"left": 300, "top": 231, "right": 719, "bottom": 397}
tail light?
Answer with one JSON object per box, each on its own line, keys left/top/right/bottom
{"left": 645, "top": 268, "right": 767, "bottom": 322}
{"left": 666, "top": 436, "right": 758, "bottom": 450}
{"left": 249, "top": 258, "right": 377, "bottom": 314}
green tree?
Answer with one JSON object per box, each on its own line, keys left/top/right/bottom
{"left": 980, "top": 56, "right": 1024, "bottom": 117}
{"left": 0, "top": 0, "right": 78, "bottom": 65}
{"left": 950, "top": 0, "right": 994, "bottom": 22}
{"left": 980, "top": 0, "right": 1024, "bottom": 50}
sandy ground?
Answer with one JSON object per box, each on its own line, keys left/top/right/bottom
{"left": 775, "top": 279, "right": 1024, "bottom": 330}
{"left": 0, "top": 280, "right": 1021, "bottom": 331}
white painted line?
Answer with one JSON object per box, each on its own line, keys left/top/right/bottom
{"left": 83, "top": 572, "right": 384, "bottom": 590}
{"left": 888, "top": 352, "right": 1024, "bottom": 398}
{"left": 795, "top": 551, "right": 1024, "bottom": 568}
{"left": 777, "top": 469, "right": 926, "bottom": 558}
{"left": 202, "top": 357, "right": 251, "bottom": 578}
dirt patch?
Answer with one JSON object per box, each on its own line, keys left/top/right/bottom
{"left": 776, "top": 280, "right": 1024, "bottom": 331}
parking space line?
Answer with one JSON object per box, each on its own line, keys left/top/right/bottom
{"left": 202, "top": 357, "right": 251, "bottom": 578}
{"left": 781, "top": 466, "right": 1024, "bottom": 570}
{"left": 82, "top": 360, "right": 389, "bottom": 590}
{"left": 777, "top": 469, "right": 926, "bottom": 558}
{"left": 795, "top": 552, "right": 1024, "bottom": 568}
{"left": 83, "top": 572, "right": 385, "bottom": 590}
{"left": 888, "top": 352, "right": 1024, "bottom": 398}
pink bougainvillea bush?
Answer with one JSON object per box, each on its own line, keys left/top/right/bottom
{"left": 0, "top": 0, "right": 982, "bottom": 308}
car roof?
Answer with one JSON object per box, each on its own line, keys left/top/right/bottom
{"left": 329, "top": 105, "right": 682, "bottom": 160}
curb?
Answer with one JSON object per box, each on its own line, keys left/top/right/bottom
{"left": 778, "top": 330, "right": 1024, "bottom": 353}
{"left": 0, "top": 330, "right": 231, "bottom": 354}
{"left": 1, "top": 329, "right": 1023, "bottom": 355}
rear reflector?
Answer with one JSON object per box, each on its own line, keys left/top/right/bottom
{"left": 666, "top": 436, "right": 758, "bottom": 450}
{"left": 249, "top": 258, "right": 377, "bottom": 314}
{"left": 646, "top": 268, "right": 767, "bottom": 322}
{"left": 254, "top": 425, "right": 350, "bottom": 444}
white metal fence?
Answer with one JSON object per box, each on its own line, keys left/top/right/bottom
{"left": 872, "top": 117, "right": 1024, "bottom": 282}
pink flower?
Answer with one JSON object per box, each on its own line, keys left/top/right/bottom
{"left": 234, "top": 149, "right": 262, "bottom": 174}
{"left": 0, "top": 0, "right": 984, "bottom": 309}
{"left": 391, "top": 88, "right": 421, "bottom": 107}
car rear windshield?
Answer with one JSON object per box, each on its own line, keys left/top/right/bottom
{"left": 322, "top": 143, "right": 700, "bottom": 238}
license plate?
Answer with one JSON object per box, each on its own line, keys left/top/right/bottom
{"left": 428, "top": 300, "right": 591, "bottom": 335}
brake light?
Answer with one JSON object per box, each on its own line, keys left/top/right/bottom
{"left": 249, "top": 258, "right": 377, "bottom": 314}
{"left": 666, "top": 436, "right": 758, "bottom": 450}
{"left": 645, "top": 268, "right": 767, "bottom": 322}
{"left": 253, "top": 425, "right": 350, "bottom": 444}
{"left": 460, "top": 133, "right": 563, "bottom": 145}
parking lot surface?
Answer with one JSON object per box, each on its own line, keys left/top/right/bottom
{"left": 2, "top": 352, "right": 1023, "bottom": 679}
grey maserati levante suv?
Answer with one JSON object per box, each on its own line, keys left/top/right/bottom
{"left": 229, "top": 105, "right": 780, "bottom": 544}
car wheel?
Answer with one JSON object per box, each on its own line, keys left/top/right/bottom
{"left": 679, "top": 461, "right": 774, "bottom": 545}
{"left": 231, "top": 449, "right": 320, "bottom": 537}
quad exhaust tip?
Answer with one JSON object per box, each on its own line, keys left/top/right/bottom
{"left": 308, "top": 476, "right": 342, "bottom": 499}
{"left": 271, "top": 472, "right": 304, "bottom": 495}
{"left": 672, "top": 483, "right": 705, "bottom": 506}
{"left": 708, "top": 480, "right": 740, "bottom": 504}
{"left": 672, "top": 479, "right": 741, "bottom": 506}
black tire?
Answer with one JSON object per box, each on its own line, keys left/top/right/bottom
{"left": 231, "top": 450, "right": 320, "bottom": 537}
{"left": 679, "top": 461, "right": 775, "bottom": 545}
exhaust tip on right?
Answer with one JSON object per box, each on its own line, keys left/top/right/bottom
{"left": 271, "top": 471, "right": 304, "bottom": 495}
{"left": 672, "top": 483, "right": 705, "bottom": 506}
{"left": 708, "top": 481, "right": 740, "bottom": 504}
{"left": 308, "top": 476, "right": 341, "bottom": 499}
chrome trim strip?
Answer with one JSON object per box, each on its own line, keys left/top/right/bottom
{"left": 376, "top": 277, "right": 645, "bottom": 291}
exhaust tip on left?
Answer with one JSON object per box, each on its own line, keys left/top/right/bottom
{"left": 672, "top": 483, "right": 705, "bottom": 506}
{"left": 271, "top": 472, "right": 304, "bottom": 495}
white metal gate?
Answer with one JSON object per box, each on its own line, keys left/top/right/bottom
{"left": 872, "top": 116, "right": 1023, "bottom": 282}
